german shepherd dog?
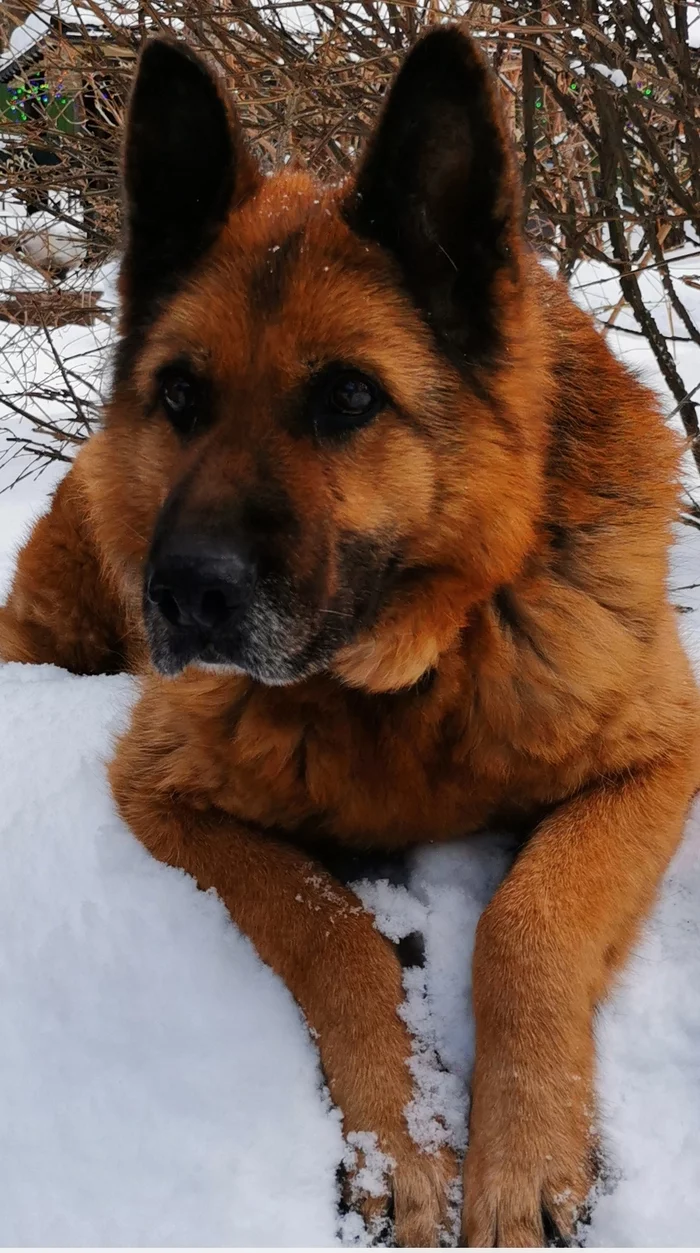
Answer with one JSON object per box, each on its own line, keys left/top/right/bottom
{"left": 2, "top": 26, "right": 699, "bottom": 1247}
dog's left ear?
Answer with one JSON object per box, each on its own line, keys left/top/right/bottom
{"left": 345, "top": 27, "right": 522, "bottom": 363}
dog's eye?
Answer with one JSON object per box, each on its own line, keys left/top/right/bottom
{"left": 312, "top": 367, "right": 385, "bottom": 438}
{"left": 330, "top": 374, "right": 376, "bottom": 416}
{"left": 158, "top": 370, "right": 200, "bottom": 436}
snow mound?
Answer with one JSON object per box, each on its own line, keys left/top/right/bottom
{"left": 0, "top": 662, "right": 342, "bottom": 1246}
{"left": 0, "top": 653, "right": 699, "bottom": 1244}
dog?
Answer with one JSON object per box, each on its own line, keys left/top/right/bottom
{"left": 2, "top": 26, "right": 699, "bottom": 1247}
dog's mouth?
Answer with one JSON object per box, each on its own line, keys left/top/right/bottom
{"left": 143, "top": 615, "right": 334, "bottom": 686}
{"left": 139, "top": 513, "right": 407, "bottom": 685}
{"left": 142, "top": 582, "right": 326, "bottom": 684}
{"left": 142, "top": 559, "right": 399, "bottom": 685}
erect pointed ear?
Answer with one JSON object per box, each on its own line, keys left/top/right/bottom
{"left": 345, "top": 27, "right": 522, "bottom": 364}
{"left": 120, "top": 39, "right": 259, "bottom": 337}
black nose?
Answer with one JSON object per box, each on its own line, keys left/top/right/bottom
{"left": 146, "top": 543, "right": 256, "bottom": 636}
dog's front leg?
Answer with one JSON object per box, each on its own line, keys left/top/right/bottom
{"left": 463, "top": 750, "right": 698, "bottom": 1247}
{"left": 110, "top": 690, "right": 456, "bottom": 1246}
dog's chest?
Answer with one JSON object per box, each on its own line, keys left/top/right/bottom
{"left": 212, "top": 661, "right": 568, "bottom": 847}
{"left": 206, "top": 580, "right": 652, "bottom": 846}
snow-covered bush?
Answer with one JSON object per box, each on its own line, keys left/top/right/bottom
{"left": 0, "top": 0, "right": 698, "bottom": 485}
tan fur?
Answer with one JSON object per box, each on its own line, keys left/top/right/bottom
{"left": 2, "top": 32, "right": 699, "bottom": 1247}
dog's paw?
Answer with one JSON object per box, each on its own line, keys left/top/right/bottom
{"left": 461, "top": 1114, "right": 595, "bottom": 1247}
{"left": 342, "top": 1129, "right": 459, "bottom": 1247}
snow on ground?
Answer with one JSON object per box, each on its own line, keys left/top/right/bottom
{"left": 0, "top": 663, "right": 343, "bottom": 1247}
{"left": 1, "top": 249, "right": 700, "bottom": 1245}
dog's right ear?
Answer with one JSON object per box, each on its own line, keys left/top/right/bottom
{"left": 120, "top": 39, "right": 259, "bottom": 336}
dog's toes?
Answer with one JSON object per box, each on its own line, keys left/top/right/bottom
{"left": 391, "top": 1141, "right": 459, "bottom": 1247}
{"left": 343, "top": 1131, "right": 458, "bottom": 1247}
{"left": 542, "top": 1206, "right": 579, "bottom": 1248}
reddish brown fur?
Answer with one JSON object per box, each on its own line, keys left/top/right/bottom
{"left": 2, "top": 29, "right": 699, "bottom": 1247}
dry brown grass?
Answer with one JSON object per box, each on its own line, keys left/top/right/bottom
{"left": 1, "top": 0, "right": 698, "bottom": 485}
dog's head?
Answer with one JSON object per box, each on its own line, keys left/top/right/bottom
{"left": 100, "top": 28, "right": 548, "bottom": 691}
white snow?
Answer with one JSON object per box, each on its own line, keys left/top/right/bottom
{"left": 0, "top": 5, "right": 51, "bottom": 76}
{"left": 0, "top": 0, "right": 106, "bottom": 77}
{"left": 591, "top": 63, "right": 628, "bottom": 87}
{"left": 0, "top": 660, "right": 344, "bottom": 1246}
{"left": 1, "top": 251, "right": 700, "bottom": 1244}
{"left": 16, "top": 211, "right": 87, "bottom": 271}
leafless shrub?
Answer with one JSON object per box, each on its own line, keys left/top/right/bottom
{"left": 0, "top": 0, "right": 698, "bottom": 486}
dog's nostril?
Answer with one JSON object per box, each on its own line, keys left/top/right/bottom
{"left": 157, "top": 589, "right": 182, "bottom": 626}
{"left": 199, "top": 586, "right": 230, "bottom": 627}
{"left": 148, "top": 579, "right": 183, "bottom": 627}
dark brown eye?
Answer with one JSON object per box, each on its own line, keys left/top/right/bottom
{"left": 158, "top": 368, "right": 201, "bottom": 436}
{"left": 330, "top": 374, "right": 376, "bottom": 415}
{"left": 311, "top": 367, "right": 385, "bottom": 438}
